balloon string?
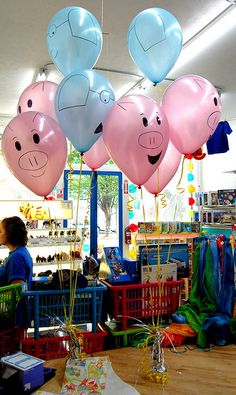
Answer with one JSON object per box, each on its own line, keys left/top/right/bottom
{"left": 127, "top": 193, "right": 134, "bottom": 211}
{"left": 69, "top": 155, "right": 83, "bottom": 323}
{"left": 101, "top": 0, "right": 104, "bottom": 29}
{"left": 176, "top": 155, "right": 186, "bottom": 195}
{"left": 158, "top": 193, "right": 167, "bottom": 208}
{"left": 66, "top": 144, "right": 74, "bottom": 194}
{"left": 140, "top": 187, "right": 155, "bottom": 325}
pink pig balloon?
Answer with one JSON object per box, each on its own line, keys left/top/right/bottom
{"left": 161, "top": 74, "right": 222, "bottom": 154}
{"left": 17, "top": 81, "right": 58, "bottom": 120}
{"left": 103, "top": 94, "right": 169, "bottom": 187}
{"left": 83, "top": 136, "right": 110, "bottom": 170}
{"left": 2, "top": 112, "right": 67, "bottom": 197}
{"left": 144, "top": 141, "right": 182, "bottom": 195}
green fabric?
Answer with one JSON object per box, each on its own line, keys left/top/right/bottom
{"left": 230, "top": 316, "right": 236, "bottom": 341}
{"left": 176, "top": 241, "right": 217, "bottom": 348}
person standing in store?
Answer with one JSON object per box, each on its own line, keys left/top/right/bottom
{"left": 0, "top": 216, "right": 33, "bottom": 289}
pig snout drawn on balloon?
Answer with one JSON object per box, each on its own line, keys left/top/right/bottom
{"left": 138, "top": 130, "right": 164, "bottom": 165}
{"left": 18, "top": 150, "right": 48, "bottom": 178}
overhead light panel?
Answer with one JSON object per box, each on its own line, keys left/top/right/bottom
{"left": 171, "top": 5, "right": 236, "bottom": 72}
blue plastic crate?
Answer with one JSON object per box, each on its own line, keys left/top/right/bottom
{"left": 23, "top": 281, "right": 107, "bottom": 338}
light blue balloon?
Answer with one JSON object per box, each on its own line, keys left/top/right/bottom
{"left": 47, "top": 7, "right": 103, "bottom": 76}
{"left": 127, "top": 8, "right": 183, "bottom": 84}
{"left": 55, "top": 69, "right": 115, "bottom": 153}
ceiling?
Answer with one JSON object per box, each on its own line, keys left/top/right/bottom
{"left": 0, "top": 0, "right": 236, "bottom": 133}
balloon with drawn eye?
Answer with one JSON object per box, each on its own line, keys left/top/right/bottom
{"left": 2, "top": 112, "right": 67, "bottom": 197}
{"left": 17, "top": 81, "right": 58, "bottom": 120}
{"left": 128, "top": 7, "right": 183, "bottom": 83}
{"left": 47, "top": 6, "right": 103, "bottom": 76}
{"left": 103, "top": 94, "right": 169, "bottom": 187}
{"left": 55, "top": 69, "right": 115, "bottom": 153}
{"left": 161, "top": 74, "right": 222, "bottom": 154}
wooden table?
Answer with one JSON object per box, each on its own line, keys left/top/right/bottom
{"left": 39, "top": 344, "right": 236, "bottom": 394}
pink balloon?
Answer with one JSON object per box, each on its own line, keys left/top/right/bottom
{"left": 83, "top": 136, "right": 110, "bottom": 170}
{"left": 144, "top": 141, "right": 182, "bottom": 195}
{"left": 161, "top": 74, "right": 222, "bottom": 154}
{"left": 2, "top": 112, "right": 67, "bottom": 197}
{"left": 103, "top": 94, "right": 169, "bottom": 187}
{"left": 17, "top": 81, "right": 58, "bottom": 120}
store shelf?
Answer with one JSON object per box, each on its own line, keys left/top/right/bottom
{"left": 136, "top": 233, "right": 199, "bottom": 244}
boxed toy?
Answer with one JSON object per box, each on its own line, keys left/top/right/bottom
{"left": 139, "top": 243, "right": 189, "bottom": 279}
{"left": 218, "top": 189, "right": 236, "bottom": 205}
{"left": 103, "top": 247, "right": 132, "bottom": 284}
{"left": 208, "top": 191, "right": 218, "bottom": 205}
{"left": 1, "top": 352, "right": 44, "bottom": 391}
{"left": 141, "top": 262, "right": 177, "bottom": 283}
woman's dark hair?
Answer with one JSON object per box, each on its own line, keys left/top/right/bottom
{"left": 2, "top": 216, "right": 28, "bottom": 246}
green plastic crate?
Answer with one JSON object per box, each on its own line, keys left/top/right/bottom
{"left": 0, "top": 284, "right": 22, "bottom": 328}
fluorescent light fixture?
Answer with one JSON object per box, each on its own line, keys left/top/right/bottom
{"left": 171, "top": 5, "right": 236, "bottom": 72}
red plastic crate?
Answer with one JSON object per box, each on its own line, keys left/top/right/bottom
{"left": 102, "top": 280, "right": 183, "bottom": 330}
{"left": 21, "top": 327, "right": 108, "bottom": 360}
{"left": 0, "top": 328, "right": 21, "bottom": 358}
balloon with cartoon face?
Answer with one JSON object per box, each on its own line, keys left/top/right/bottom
{"left": 2, "top": 112, "right": 67, "bottom": 197}
{"left": 161, "top": 74, "right": 222, "bottom": 154}
{"left": 47, "top": 6, "right": 103, "bottom": 76}
{"left": 17, "top": 81, "right": 58, "bottom": 120}
{"left": 103, "top": 94, "right": 169, "bottom": 187}
{"left": 55, "top": 69, "right": 115, "bottom": 153}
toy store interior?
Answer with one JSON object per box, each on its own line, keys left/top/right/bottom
{"left": 0, "top": 1, "right": 236, "bottom": 394}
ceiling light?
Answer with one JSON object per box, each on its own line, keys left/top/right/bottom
{"left": 171, "top": 5, "right": 236, "bottom": 72}
{"left": 226, "top": 1, "right": 236, "bottom": 4}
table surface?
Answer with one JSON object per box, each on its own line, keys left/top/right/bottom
{"left": 38, "top": 344, "right": 236, "bottom": 395}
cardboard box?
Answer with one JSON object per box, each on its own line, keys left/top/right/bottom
{"left": 139, "top": 243, "right": 189, "bottom": 279}
{"left": 141, "top": 263, "right": 177, "bottom": 282}
{"left": 1, "top": 352, "right": 44, "bottom": 391}
{"left": 218, "top": 189, "right": 236, "bottom": 205}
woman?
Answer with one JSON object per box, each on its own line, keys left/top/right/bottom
{"left": 0, "top": 216, "right": 33, "bottom": 289}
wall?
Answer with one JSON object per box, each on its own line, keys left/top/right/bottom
{"left": 198, "top": 120, "right": 236, "bottom": 192}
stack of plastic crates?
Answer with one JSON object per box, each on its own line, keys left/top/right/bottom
{"left": 0, "top": 284, "right": 22, "bottom": 357}
{"left": 21, "top": 281, "right": 108, "bottom": 359}
{"left": 102, "top": 280, "right": 183, "bottom": 345}
{"left": 21, "top": 325, "right": 108, "bottom": 360}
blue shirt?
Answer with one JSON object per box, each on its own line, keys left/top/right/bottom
{"left": 0, "top": 246, "right": 33, "bottom": 289}
{"left": 207, "top": 121, "right": 233, "bottom": 154}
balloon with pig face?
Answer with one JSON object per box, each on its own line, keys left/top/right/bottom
{"left": 17, "top": 81, "right": 58, "bottom": 121}
{"left": 2, "top": 112, "right": 67, "bottom": 197}
{"left": 161, "top": 74, "right": 222, "bottom": 154}
{"left": 103, "top": 94, "right": 169, "bottom": 187}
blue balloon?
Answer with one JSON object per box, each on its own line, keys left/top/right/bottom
{"left": 127, "top": 8, "right": 183, "bottom": 84}
{"left": 47, "top": 7, "right": 103, "bottom": 76}
{"left": 55, "top": 69, "right": 115, "bottom": 153}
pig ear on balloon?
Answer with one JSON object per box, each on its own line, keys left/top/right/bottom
{"left": 144, "top": 141, "right": 182, "bottom": 195}
{"left": 1, "top": 112, "right": 67, "bottom": 197}
{"left": 83, "top": 136, "right": 110, "bottom": 170}
{"left": 17, "top": 81, "right": 58, "bottom": 121}
{"left": 127, "top": 8, "right": 183, "bottom": 84}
